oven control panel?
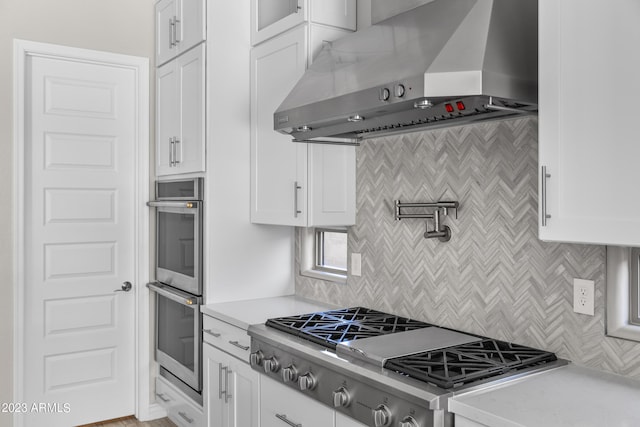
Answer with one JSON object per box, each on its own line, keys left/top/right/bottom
{"left": 250, "top": 340, "right": 434, "bottom": 427}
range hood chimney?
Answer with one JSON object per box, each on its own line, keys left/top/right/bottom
{"left": 274, "top": 0, "right": 538, "bottom": 145}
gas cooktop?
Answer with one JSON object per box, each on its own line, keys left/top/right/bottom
{"left": 249, "top": 307, "right": 564, "bottom": 427}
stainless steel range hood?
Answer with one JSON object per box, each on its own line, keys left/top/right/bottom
{"left": 274, "top": 0, "right": 538, "bottom": 145}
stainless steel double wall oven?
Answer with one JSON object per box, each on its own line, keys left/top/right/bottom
{"left": 148, "top": 178, "right": 204, "bottom": 400}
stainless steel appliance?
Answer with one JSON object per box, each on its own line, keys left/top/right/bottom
{"left": 148, "top": 282, "right": 203, "bottom": 402}
{"left": 249, "top": 307, "right": 564, "bottom": 427}
{"left": 274, "top": 0, "right": 538, "bottom": 144}
{"left": 148, "top": 177, "right": 204, "bottom": 296}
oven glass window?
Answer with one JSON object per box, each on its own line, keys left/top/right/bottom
{"left": 157, "top": 211, "right": 195, "bottom": 277}
{"left": 157, "top": 294, "right": 195, "bottom": 371}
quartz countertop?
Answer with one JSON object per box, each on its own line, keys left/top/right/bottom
{"left": 201, "top": 295, "right": 335, "bottom": 330}
{"left": 449, "top": 364, "right": 640, "bottom": 427}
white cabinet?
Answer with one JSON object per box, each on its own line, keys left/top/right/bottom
{"left": 156, "top": 0, "right": 206, "bottom": 66}
{"left": 250, "top": 0, "right": 356, "bottom": 46}
{"left": 250, "top": 25, "right": 356, "bottom": 227}
{"left": 156, "top": 376, "right": 204, "bottom": 427}
{"left": 204, "top": 343, "right": 260, "bottom": 427}
{"left": 538, "top": 0, "right": 640, "bottom": 246}
{"left": 260, "top": 376, "right": 335, "bottom": 427}
{"left": 156, "top": 44, "right": 206, "bottom": 176}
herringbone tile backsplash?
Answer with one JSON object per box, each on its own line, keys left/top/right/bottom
{"left": 296, "top": 117, "right": 640, "bottom": 379}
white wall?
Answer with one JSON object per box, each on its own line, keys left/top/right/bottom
{"left": 0, "top": 2, "right": 154, "bottom": 426}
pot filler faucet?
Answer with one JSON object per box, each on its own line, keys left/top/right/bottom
{"left": 394, "top": 200, "right": 459, "bottom": 242}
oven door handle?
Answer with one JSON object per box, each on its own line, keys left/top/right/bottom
{"left": 147, "top": 201, "right": 200, "bottom": 208}
{"left": 147, "top": 282, "right": 200, "bottom": 306}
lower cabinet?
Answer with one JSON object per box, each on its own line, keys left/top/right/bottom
{"left": 204, "top": 343, "right": 260, "bottom": 427}
{"left": 261, "top": 376, "right": 335, "bottom": 427}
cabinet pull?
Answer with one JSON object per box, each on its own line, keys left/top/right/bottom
{"left": 169, "top": 137, "right": 175, "bottom": 167}
{"left": 155, "top": 392, "right": 170, "bottom": 403}
{"left": 174, "top": 138, "right": 181, "bottom": 165}
{"left": 169, "top": 17, "right": 175, "bottom": 48}
{"left": 218, "top": 364, "right": 225, "bottom": 400}
{"left": 228, "top": 340, "right": 250, "bottom": 351}
{"left": 293, "top": 181, "right": 302, "bottom": 218}
{"left": 178, "top": 411, "right": 194, "bottom": 424}
{"left": 203, "top": 329, "right": 221, "bottom": 338}
{"left": 174, "top": 18, "right": 181, "bottom": 44}
{"left": 276, "top": 413, "right": 302, "bottom": 427}
{"left": 541, "top": 165, "right": 551, "bottom": 226}
{"left": 224, "top": 367, "right": 232, "bottom": 403}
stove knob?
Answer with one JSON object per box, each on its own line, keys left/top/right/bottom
{"left": 332, "top": 387, "right": 351, "bottom": 408}
{"left": 281, "top": 365, "right": 298, "bottom": 383}
{"left": 263, "top": 356, "right": 280, "bottom": 373}
{"left": 249, "top": 350, "right": 263, "bottom": 367}
{"left": 298, "top": 372, "right": 317, "bottom": 391}
{"left": 399, "top": 416, "right": 419, "bottom": 427}
{"left": 373, "top": 404, "right": 392, "bottom": 427}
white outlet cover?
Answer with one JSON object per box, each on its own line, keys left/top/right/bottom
{"left": 573, "top": 278, "right": 595, "bottom": 316}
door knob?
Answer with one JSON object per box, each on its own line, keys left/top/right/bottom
{"left": 115, "top": 281, "right": 132, "bottom": 292}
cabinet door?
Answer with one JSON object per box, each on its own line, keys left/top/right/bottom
{"left": 251, "top": 26, "right": 308, "bottom": 226}
{"left": 157, "top": 0, "right": 206, "bottom": 66}
{"left": 308, "top": 144, "right": 356, "bottom": 226}
{"left": 176, "top": 44, "right": 206, "bottom": 174}
{"left": 260, "top": 376, "right": 335, "bottom": 427}
{"left": 156, "top": 59, "right": 179, "bottom": 176}
{"left": 310, "top": 0, "right": 356, "bottom": 30}
{"left": 228, "top": 358, "right": 260, "bottom": 427}
{"left": 156, "top": 0, "right": 178, "bottom": 66}
{"left": 539, "top": 0, "right": 640, "bottom": 246}
{"left": 251, "top": 0, "right": 305, "bottom": 46}
{"left": 204, "top": 344, "right": 230, "bottom": 427}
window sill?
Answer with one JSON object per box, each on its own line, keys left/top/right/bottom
{"left": 299, "top": 268, "right": 347, "bottom": 285}
{"left": 606, "top": 246, "right": 640, "bottom": 342}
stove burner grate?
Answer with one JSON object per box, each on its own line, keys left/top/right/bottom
{"left": 385, "top": 339, "right": 558, "bottom": 389}
{"left": 266, "top": 307, "right": 433, "bottom": 349}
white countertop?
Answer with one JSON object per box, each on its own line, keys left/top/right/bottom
{"left": 449, "top": 364, "right": 640, "bottom": 427}
{"left": 201, "top": 295, "right": 335, "bottom": 330}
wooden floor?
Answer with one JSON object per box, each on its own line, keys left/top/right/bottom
{"left": 79, "top": 416, "right": 176, "bottom": 427}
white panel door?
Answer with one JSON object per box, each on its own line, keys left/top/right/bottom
{"left": 23, "top": 51, "right": 137, "bottom": 427}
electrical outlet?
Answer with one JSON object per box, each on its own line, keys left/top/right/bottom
{"left": 351, "top": 253, "right": 362, "bottom": 277}
{"left": 573, "top": 278, "right": 595, "bottom": 316}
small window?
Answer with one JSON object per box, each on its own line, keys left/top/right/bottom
{"left": 606, "top": 246, "right": 640, "bottom": 342}
{"left": 315, "top": 229, "right": 348, "bottom": 274}
{"left": 299, "top": 227, "right": 348, "bottom": 284}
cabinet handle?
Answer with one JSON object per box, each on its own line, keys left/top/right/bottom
{"left": 224, "top": 367, "right": 232, "bottom": 403}
{"left": 293, "top": 181, "right": 302, "bottom": 218}
{"left": 203, "top": 329, "right": 221, "bottom": 338}
{"left": 174, "top": 138, "right": 181, "bottom": 165}
{"left": 276, "top": 413, "right": 302, "bottom": 427}
{"left": 174, "top": 18, "right": 181, "bottom": 44}
{"left": 228, "top": 340, "right": 250, "bottom": 351}
{"left": 169, "top": 17, "right": 175, "bottom": 48}
{"left": 218, "top": 364, "right": 225, "bottom": 400}
{"left": 541, "top": 165, "right": 551, "bottom": 226}
{"left": 178, "top": 411, "right": 194, "bottom": 424}
{"left": 155, "top": 392, "right": 170, "bottom": 403}
{"left": 169, "top": 137, "right": 175, "bottom": 167}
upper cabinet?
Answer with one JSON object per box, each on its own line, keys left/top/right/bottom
{"left": 156, "top": 44, "right": 206, "bottom": 176}
{"left": 538, "top": 0, "right": 640, "bottom": 246}
{"left": 250, "top": 22, "right": 356, "bottom": 227}
{"left": 156, "top": 0, "right": 206, "bottom": 66}
{"left": 250, "top": 0, "right": 356, "bottom": 46}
